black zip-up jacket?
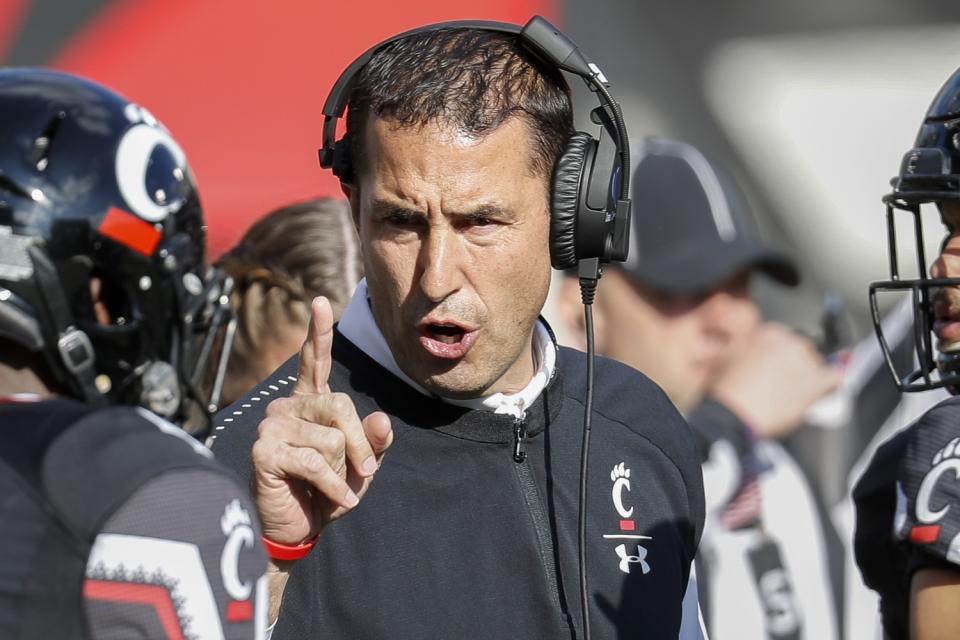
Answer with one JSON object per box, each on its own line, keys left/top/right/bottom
{"left": 210, "top": 329, "right": 705, "bottom": 639}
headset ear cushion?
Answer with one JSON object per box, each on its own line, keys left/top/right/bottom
{"left": 550, "top": 132, "right": 594, "bottom": 270}
{"left": 332, "top": 138, "right": 354, "bottom": 184}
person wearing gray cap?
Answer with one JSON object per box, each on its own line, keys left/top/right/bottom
{"left": 557, "top": 138, "right": 842, "bottom": 639}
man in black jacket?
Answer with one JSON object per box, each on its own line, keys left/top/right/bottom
{"left": 210, "top": 23, "right": 705, "bottom": 639}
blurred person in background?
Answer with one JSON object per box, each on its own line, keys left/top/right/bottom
{"left": 854, "top": 66, "right": 960, "bottom": 640}
{"left": 557, "top": 138, "right": 842, "bottom": 639}
{"left": 0, "top": 69, "right": 267, "bottom": 638}
{"left": 212, "top": 198, "right": 361, "bottom": 409}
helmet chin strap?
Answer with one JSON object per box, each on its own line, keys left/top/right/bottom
{"left": 27, "top": 246, "right": 104, "bottom": 406}
{"left": 937, "top": 350, "right": 960, "bottom": 394}
{"left": 26, "top": 243, "right": 226, "bottom": 422}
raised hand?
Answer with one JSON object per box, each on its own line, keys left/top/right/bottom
{"left": 709, "top": 322, "right": 843, "bottom": 440}
{"left": 251, "top": 296, "right": 393, "bottom": 546}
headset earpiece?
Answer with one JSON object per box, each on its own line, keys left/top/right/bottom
{"left": 550, "top": 132, "right": 594, "bottom": 270}
{"left": 331, "top": 138, "right": 354, "bottom": 184}
{"left": 550, "top": 120, "right": 622, "bottom": 270}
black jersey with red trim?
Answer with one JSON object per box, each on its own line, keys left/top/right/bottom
{"left": 853, "top": 395, "right": 960, "bottom": 639}
{"left": 210, "top": 329, "right": 705, "bottom": 639}
{"left": 0, "top": 397, "right": 268, "bottom": 640}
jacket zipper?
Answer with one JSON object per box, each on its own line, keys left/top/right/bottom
{"left": 513, "top": 420, "right": 527, "bottom": 462}
{"left": 511, "top": 416, "right": 566, "bottom": 623}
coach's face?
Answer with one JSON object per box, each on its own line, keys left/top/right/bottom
{"left": 347, "top": 116, "right": 552, "bottom": 397}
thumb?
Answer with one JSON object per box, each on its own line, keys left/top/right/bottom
{"left": 362, "top": 411, "right": 393, "bottom": 462}
{"left": 294, "top": 296, "right": 335, "bottom": 395}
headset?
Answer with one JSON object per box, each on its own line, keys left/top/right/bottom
{"left": 318, "top": 15, "right": 631, "bottom": 276}
{"left": 318, "top": 16, "right": 632, "bottom": 640}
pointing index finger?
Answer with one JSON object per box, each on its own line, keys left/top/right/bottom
{"left": 295, "top": 296, "right": 335, "bottom": 395}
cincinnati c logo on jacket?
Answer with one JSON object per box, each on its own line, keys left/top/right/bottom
{"left": 604, "top": 462, "right": 652, "bottom": 575}
{"left": 611, "top": 461, "right": 635, "bottom": 530}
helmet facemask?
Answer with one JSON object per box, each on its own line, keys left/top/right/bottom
{"left": 870, "top": 194, "right": 960, "bottom": 393}
{"left": 870, "top": 150, "right": 960, "bottom": 393}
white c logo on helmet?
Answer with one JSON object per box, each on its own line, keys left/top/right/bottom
{"left": 115, "top": 113, "right": 188, "bottom": 223}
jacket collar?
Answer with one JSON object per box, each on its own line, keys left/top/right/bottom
{"left": 337, "top": 278, "right": 557, "bottom": 421}
{"left": 329, "top": 327, "right": 564, "bottom": 445}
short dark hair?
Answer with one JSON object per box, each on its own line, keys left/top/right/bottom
{"left": 345, "top": 28, "right": 574, "bottom": 180}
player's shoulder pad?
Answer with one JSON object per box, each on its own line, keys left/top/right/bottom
{"left": 43, "top": 405, "right": 227, "bottom": 544}
{"left": 895, "top": 396, "right": 960, "bottom": 564}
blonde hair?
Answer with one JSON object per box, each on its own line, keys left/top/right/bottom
{"left": 216, "top": 197, "right": 361, "bottom": 404}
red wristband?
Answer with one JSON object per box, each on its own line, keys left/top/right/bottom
{"left": 262, "top": 534, "right": 319, "bottom": 561}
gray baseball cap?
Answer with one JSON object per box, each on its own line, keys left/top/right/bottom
{"left": 620, "top": 138, "right": 799, "bottom": 293}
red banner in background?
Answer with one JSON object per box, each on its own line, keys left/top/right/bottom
{"left": 0, "top": 0, "right": 29, "bottom": 62}
{"left": 44, "top": 0, "right": 555, "bottom": 257}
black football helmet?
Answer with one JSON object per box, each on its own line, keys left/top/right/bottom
{"left": 870, "top": 66, "right": 960, "bottom": 393}
{"left": 0, "top": 68, "right": 234, "bottom": 426}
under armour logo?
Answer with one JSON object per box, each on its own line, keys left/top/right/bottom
{"left": 615, "top": 543, "right": 651, "bottom": 575}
